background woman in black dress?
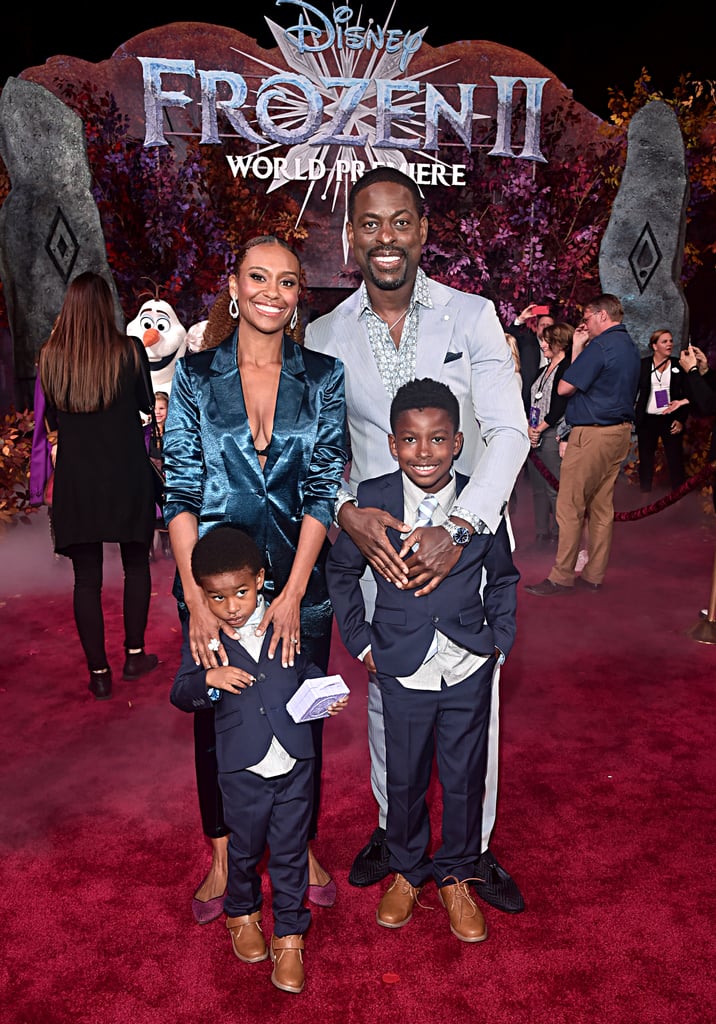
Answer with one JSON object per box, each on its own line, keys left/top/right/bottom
{"left": 38, "top": 272, "right": 159, "bottom": 700}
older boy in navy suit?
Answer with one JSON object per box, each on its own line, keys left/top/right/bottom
{"left": 171, "top": 525, "right": 346, "bottom": 994}
{"left": 326, "top": 379, "right": 519, "bottom": 943}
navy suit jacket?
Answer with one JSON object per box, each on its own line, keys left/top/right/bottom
{"left": 511, "top": 322, "right": 541, "bottom": 413}
{"left": 170, "top": 622, "right": 322, "bottom": 772}
{"left": 325, "top": 471, "right": 519, "bottom": 679}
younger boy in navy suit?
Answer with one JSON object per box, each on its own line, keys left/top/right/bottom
{"left": 326, "top": 379, "right": 519, "bottom": 943}
{"left": 171, "top": 525, "right": 347, "bottom": 994}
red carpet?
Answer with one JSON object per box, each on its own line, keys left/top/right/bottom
{"left": 1, "top": 481, "right": 714, "bottom": 1024}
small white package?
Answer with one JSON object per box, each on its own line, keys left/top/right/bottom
{"left": 286, "top": 674, "right": 350, "bottom": 723}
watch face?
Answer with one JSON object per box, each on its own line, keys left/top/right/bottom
{"left": 451, "top": 525, "right": 471, "bottom": 545}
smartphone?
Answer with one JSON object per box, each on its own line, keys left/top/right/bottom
{"left": 531, "top": 304, "right": 550, "bottom": 316}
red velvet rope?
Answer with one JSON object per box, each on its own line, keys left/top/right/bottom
{"left": 527, "top": 450, "right": 716, "bottom": 522}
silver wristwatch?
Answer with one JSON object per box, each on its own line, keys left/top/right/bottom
{"left": 441, "top": 520, "right": 472, "bottom": 546}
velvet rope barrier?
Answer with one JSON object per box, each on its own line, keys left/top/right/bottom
{"left": 527, "top": 451, "right": 716, "bottom": 521}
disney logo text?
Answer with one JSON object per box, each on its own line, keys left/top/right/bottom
{"left": 277, "top": 0, "right": 423, "bottom": 73}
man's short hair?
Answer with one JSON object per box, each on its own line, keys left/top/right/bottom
{"left": 348, "top": 167, "right": 424, "bottom": 221}
{"left": 191, "top": 525, "right": 264, "bottom": 584}
{"left": 389, "top": 378, "right": 460, "bottom": 433}
{"left": 584, "top": 293, "right": 624, "bottom": 322}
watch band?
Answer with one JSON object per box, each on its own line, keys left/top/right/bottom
{"left": 442, "top": 520, "right": 471, "bottom": 546}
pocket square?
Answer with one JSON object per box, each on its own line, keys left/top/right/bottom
{"left": 444, "top": 350, "right": 463, "bottom": 363}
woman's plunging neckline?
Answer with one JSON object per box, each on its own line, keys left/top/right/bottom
{"left": 237, "top": 343, "right": 281, "bottom": 470}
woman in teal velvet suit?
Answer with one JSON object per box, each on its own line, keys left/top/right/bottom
{"left": 163, "top": 237, "right": 348, "bottom": 920}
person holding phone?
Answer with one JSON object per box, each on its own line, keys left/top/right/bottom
{"left": 510, "top": 303, "right": 555, "bottom": 414}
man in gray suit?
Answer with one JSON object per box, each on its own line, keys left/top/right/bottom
{"left": 304, "top": 167, "right": 529, "bottom": 913}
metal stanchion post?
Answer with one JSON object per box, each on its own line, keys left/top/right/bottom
{"left": 687, "top": 545, "right": 716, "bottom": 643}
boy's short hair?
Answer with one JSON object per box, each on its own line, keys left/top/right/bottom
{"left": 389, "top": 378, "right": 460, "bottom": 433}
{"left": 191, "top": 525, "right": 264, "bottom": 584}
{"left": 154, "top": 391, "right": 169, "bottom": 402}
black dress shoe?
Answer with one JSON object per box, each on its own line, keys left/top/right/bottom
{"left": 122, "top": 651, "right": 159, "bottom": 680}
{"left": 88, "top": 670, "right": 112, "bottom": 701}
{"left": 348, "top": 827, "right": 391, "bottom": 888}
{"left": 471, "top": 849, "right": 524, "bottom": 914}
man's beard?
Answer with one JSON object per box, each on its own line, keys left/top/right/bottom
{"left": 366, "top": 248, "right": 409, "bottom": 291}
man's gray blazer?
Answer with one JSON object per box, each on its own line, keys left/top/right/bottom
{"left": 304, "top": 276, "right": 529, "bottom": 532}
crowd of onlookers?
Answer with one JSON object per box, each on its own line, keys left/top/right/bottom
{"left": 506, "top": 303, "right": 715, "bottom": 563}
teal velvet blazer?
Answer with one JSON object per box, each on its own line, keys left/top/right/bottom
{"left": 163, "top": 331, "right": 348, "bottom": 639}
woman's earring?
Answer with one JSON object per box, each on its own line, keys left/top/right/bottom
{"left": 229, "top": 297, "right": 239, "bottom": 320}
{"left": 290, "top": 308, "right": 298, "bottom": 331}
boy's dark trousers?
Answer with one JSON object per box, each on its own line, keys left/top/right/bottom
{"left": 220, "top": 758, "right": 313, "bottom": 937}
{"left": 380, "top": 656, "right": 494, "bottom": 888}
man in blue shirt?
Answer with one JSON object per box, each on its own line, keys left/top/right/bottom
{"left": 526, "top": 294, "right": 640, "bottom": 595}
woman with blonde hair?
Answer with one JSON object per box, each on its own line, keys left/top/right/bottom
{"left": 38, "top": 272, "right": 158, "bottom": 700}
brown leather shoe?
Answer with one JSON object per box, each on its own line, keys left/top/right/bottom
{"left": 226, "top": 910, "right": 268, "bottom": 963}
{"left": 376, "top": 873, "right": 421, "bottom": 929}
{"left": 270, "top": 934, "right": 305, "bottom": 994}
{"left": 525, "top": 578, "right": 574, "bottom": 597}
{"left": 574, "top": 575, "right": 602, "bottom": 591}
{"left": 439, "top": 877, "right": 488, "bottom": 943}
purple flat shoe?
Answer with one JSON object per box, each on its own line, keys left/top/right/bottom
{"left": 191, "top": 889, "right": 226, "bottom": 925}
{"left": 306, "top": 878, "right": 337, "bottom": 907}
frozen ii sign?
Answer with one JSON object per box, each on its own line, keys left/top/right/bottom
{"left": 139, "top": 1, "right": 549, "bottom": 215}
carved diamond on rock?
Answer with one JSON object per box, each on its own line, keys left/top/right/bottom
{"left": 45, "top": 208, "right": 79, "bottom": 283}
{"left": 628, "top": 223, "right": 661, "bottom": 294}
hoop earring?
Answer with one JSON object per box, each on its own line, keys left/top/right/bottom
{"left": 229, "top": 297, "right": 239, "bottom": 320}
{"left": 290, "top": 308, "right": 298, "bottom": 331}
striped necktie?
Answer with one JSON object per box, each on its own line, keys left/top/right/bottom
{"left": 415, "top": 493, "right": 439, "bottom": 528}
{"left": 413, "top": 493, "right": 440, "bottom": 662}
